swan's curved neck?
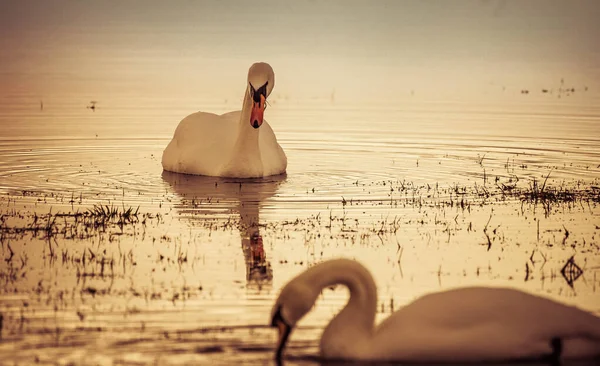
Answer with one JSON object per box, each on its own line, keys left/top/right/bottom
{"left": 237, "top": 87, "right": 259, "bottom": 142}
{"left": 308, "top": 260, "right": 378, "bottom": 358}
{"left": 220, "top": 86, "right": 262, "bottom": 177}
{"left": 239, "top": 87, "right": 253, "bottom": 125}
{"left": 235, "top": 87, "right": 261, "bottom": 161}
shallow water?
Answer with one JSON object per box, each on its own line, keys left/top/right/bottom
{"left": 2, "top": 1, "right": 600, "bottom": 363}
{"left": 1, "top": 94, "right": 600, "bottom": 365}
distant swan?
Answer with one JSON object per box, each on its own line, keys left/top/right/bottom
{"left": 271, "top": 258, "right": 600, "bottom": 363}
{"left": 162, "top": 62, "right": 287, "bottom": 178}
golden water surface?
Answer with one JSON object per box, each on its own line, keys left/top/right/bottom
{"left": 1, "top": 1, "right": 600, "bottom": 365}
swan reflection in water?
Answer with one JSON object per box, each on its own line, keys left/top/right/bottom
{"left": 161, "top": 171, "right": 286, "bottom": 285}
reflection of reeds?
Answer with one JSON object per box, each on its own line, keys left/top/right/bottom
{"left": 483, "top": 214, "right": 493, "bottom": 251}
{"left": 86, "top": 204, "right": 140, "bottom": 226}
{"left": 0, "top": 203, "right": 153, "bottom": 287}
{"left": 1, "top": 168, "right": 597, "bottom": 291}
{"left": 1, "top": 242, "right": 27, "bottom": 283}
{"left": 524, "top": 170, "right": 552, "bottom": 201}
{"left": 0, "top": 204, "right": 141, "bottom": 239}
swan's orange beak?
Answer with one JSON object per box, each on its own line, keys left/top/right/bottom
{"left": 250, "top": 94, "right": 266, "bottom": 129}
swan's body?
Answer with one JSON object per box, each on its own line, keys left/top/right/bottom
{"left": 162, "top": 62, "right": 287, "bottom": 178}
{"left": 271, "top": 259, "right": 600, "bottom": 362}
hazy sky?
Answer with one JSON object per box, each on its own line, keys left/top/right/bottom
{"left": 1, "top": 0, "right": 599, "bottom": 101}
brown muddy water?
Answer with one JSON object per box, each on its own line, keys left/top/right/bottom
{"left": 2, "top": 2, "right": 600, "bottom": 365}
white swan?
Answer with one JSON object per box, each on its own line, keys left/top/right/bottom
{"left": 162, "top": 62, "right": 287, "bottom": 178}
{"left": 271, "top": 258, "right": 600, "bottom": 363}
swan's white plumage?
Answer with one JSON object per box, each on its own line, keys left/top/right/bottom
{"left": 272, "top": 259, "right": 600, "bottom": 362}
{"left": 162, "top": 63, "right": 286, "bottom": 178}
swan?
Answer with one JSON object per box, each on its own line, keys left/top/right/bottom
{"left": 162, "top": 62, "right": 287, "bottom": 178}
{"left": 270, "top": 258, "right": 600, "bottom": 363}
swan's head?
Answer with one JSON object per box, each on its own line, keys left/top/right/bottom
{"left": 270, "top": 273, "right": 319, "bottom": 360}
{"left": 247, "top": 62, "right": 275, "bottom": 129}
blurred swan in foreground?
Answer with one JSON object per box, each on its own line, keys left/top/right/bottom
{"left": 271, "top": 258, "right": 600, "bottom": 363}
{"left": 162, "top": 62, "right": 287, "bottom": 178}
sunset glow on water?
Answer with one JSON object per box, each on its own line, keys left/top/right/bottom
{"left": 1, "top": 1, "right": 600, "bottom": 364}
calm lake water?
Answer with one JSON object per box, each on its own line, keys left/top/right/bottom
{"left": 2, "top": 2, "right": 600, "bottom": 364}
{"left": 1, "top": 92, "right": 600, "bottom": 365}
